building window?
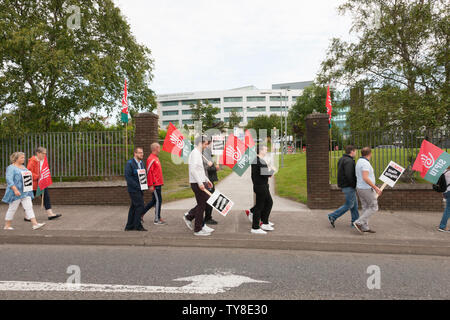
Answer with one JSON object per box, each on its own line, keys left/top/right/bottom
{"left": 162, "top": 120, "right": 177, "bottom": 126}
{"left": 182, "top": 119, "right": 194, "bottom": 125}
{"left": 182, "top": 110, "right": 194, "bottom": 115}
{"left": 247, "top": 96, "right": 266, "bottom": 102}
{"left": 161, "top": 101, "right": 179, "bottom": 107}
{"left": 162, "top": 110, "right": 179, "bottom": 116}
{"left": 270, "top": 96, "right": 288, "bottom": 102}
{"left": 270, "top": 106, "right": 283, "bottom": 112}
{"left": 247, "top": 106, "right": 266, "bottom": 112}
{"left": 224, "top": 107, "right": 243, "bottom": 113}
{"left": 247, "top": 117, "right": 255, "bottom": 121}
{"left": 224, "top": 117, "right": 243, "bottom": 123}
{"left": 181, "top": 99, "right": 199, "bottom": 106}
{"left": 204, "top": 98, "right": 221, "bottom": 104}
{"left": 224, "top": 97, "right": 243, "bottom": 103}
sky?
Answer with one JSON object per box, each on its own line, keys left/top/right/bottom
{"left": 113, "top": 0, "right": 354, "bottom": 95}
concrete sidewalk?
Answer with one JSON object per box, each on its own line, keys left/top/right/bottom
{"left": 0, "top": 169, "right": 449, "bottom": 256}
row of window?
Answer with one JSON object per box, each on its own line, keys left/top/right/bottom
{"left": 162, "top": 106, "right": 288, "bottom": 116}
{"left": 163, "top": 116, "right": 264, "bottom": 127}
{"left": 161, "top": 96, "right": 298, "bottom": 107}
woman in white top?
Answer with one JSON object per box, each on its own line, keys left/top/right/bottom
{"left": 438, "top": 168, "right": 450, "bottom": 233}
{"left": 2, "top": 152, "right": 46, "bottom": 230}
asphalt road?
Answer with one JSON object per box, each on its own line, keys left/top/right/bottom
{"left": 0, "top": 245, "right": 449, "bottom": 300}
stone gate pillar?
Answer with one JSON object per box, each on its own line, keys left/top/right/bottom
{"left": 306, "top": 113, "right": 330, "bottom": 209}
{"left": 134, "top": 112, "right": 159, "bottom": 160}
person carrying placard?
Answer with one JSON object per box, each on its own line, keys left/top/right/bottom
{"left": 183, "top": 135, "right": 214, "bottom": 236}
{"left": 438, "top": 167, "right": 450, "bottom": 233}
{"left": 24, "top": 147, "right": 61, "bottom": 221}
{"left": 353, "top": 147, "right": 382, "bottom": 234}
{"left": 2, "top": 152, "right": 46, "bottom": 230}
{"left": 247, "top": 144, "right": 275, "bottom": 235}
{"left": 143, "top": 143, "right": 166, "bottom": 225}
{"left": 328, "top": 145, "right": 359, "bottom": 228}
{"left": 202, "top": 138, "right": 220, "bottom": 225}
{"left": 124, "top": 147, "right": 147, "bottom": 232}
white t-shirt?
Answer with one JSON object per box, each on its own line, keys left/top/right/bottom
{"left": 356, "top": 158, "right": 375, "bottom": 189}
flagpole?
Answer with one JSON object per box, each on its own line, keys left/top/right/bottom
{"left": 41, "top": 194, "right": 44, "bottom": 209}
{"left": 125, "top": 122, "right": 128, "bottom": 161}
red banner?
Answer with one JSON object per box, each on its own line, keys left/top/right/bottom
{"left": 244, "top": 130, "right": 255, "bottom": 148}
{"left": 38, "top": 156, "right": 53, "bottom": 190}
{"left": 162, "top": 123, "right": 185, "bottom": 156}
{"left": 326, "top": 85, "right": 332, "bottom": 125}
{"left": 221, "top": 134, "right": 247, "bottom": 169}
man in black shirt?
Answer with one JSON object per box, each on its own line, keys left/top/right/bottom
{"left": 247, "top": 144, "right": 275, "bottom": 234}
{"left": 328, "top": 145, "right": 360, "bottom": 228}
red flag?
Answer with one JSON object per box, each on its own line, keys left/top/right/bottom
{"left": 121, "top": 79, "right": 129, "bottom": 123}
{"left": 412, "top": 140, "right": 450, "bottom": 184}
{"left": 162, "top": 123, "right": 185, "bottom": 156}
{"left": 326, "top": 85, "right": 332, "bottom": 126}
{"left": 244, "top": 130, "right": 255, "bottom": 148}
{"left": 221, "top": 134, "right": 246, "bottom": 169}
{"left": 38, "top": 156, "right": 53, "bottom": 190}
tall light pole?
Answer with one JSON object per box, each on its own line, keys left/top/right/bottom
{"left": 260, "top": 91, "right": 283, "bottom": 167}
{"left": 284, "top": 89, "right": 290, "bottom": 159}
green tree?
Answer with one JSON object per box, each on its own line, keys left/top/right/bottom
{"left": 245, "top": 114, "right": 281, "bottom": 137}
{"left": 318, "top": 0, "right": 449, "bottom": 131}
{"left": 189, "top": 100, "right": 222, "bottom": 131}
{"left": 0, "top": 0, "right": 156, "bottom": 133}
{"left": 227, "top": 108, "right": 242, "bottom": 128}
{"left": 288, "top": 84, "right": 340, "bottom": 138}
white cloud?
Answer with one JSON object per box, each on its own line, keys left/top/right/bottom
{"left": 113, "top": 0, "right": 353, "bottom": 94}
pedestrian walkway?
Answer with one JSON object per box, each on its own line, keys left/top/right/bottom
{"left": 164, "top": 160, "right": 308, "bottom": 212}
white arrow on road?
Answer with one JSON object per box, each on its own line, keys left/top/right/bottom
{"left": 0, "top": 272, "right": 269, "bottom": 295}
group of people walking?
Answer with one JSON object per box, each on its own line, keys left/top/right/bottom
{"left": 328, "top": 145, "right": 450, "bottom": 234}
{"left": 2, "top": 147, "right": 62, "bottom": 230}
{"left": 124, "top": 136, "right": 276, "bottom": 236}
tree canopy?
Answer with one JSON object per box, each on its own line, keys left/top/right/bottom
{"left": 317, "top": 0, "right": 449, "bottom": 131}
{"left": 0, "top": 0, "right": 156, "bottom": 134}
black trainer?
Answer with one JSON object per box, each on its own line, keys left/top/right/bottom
{"left": 328, "top": 215, "right": 335, "bottom": 228}
{"left": 205, "top": 218, "right": 218, "bottom": 225}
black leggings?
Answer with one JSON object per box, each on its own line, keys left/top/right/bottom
{"left": 250, "top": 184, "right": 273, "bottom": 229}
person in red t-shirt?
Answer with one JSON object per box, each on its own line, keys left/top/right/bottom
{"left": 143, "top": 143, "right": 165, "bottom": 225}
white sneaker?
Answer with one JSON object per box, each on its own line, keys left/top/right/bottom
{"left": 268, "top": 221, "right": 275, "bottom": 227}
{"left": 251, "top": 228, "right": 267, "bottom": 235}
{"left": 32, "top": 223, "right": 45, "bottom": 230}
{"left": 194, "top": 229, "right": 211, "bottom": 236}
{"left": 183, "top": 213, "right": 193, "bottom": 231}
{"left": 247, "top": 210, "right": 253, "bottom": 223}
{"left": 260, "top": 224, "right": 274, "bottom": 231}
{"left": 202, "top": 225, "right": 215, "bottom": 233}
{"left": 3, "top": 227, "right": 14, "bottom": 230}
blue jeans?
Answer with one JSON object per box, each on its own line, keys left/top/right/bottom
{"left": 329, "top": 187, "right": 359, "bottom": 223}
{"left": 439, "top": 192, "right": 450, "bottom": 229}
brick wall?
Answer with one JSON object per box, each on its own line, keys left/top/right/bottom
{"left": 306, "top": 113, "right": 331, "bottom": 209}
{"left": 306, "top": 113, "right": 444, "bottom": 212}
{"left": 134, "top": 112, "right": 160, "bottom": 160}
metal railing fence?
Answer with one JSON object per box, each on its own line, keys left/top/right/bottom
{"left": 1, "top": 131, "right": 133, "bottom": 179}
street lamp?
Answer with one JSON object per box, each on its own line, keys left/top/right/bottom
{"left": 260, "top": 91, "right": 284, "bottom": 167}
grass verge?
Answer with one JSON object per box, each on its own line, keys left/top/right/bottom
{"left": 274, "top": 153, "right": 307, "bottom": 204}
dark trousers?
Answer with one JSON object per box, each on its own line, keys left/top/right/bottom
{"left": 143, "top": 186, "right": 162, "bottom": 221}
{"left": 125, "top": 191, "right": 145, "bottom": 230}
{"left": 250, "top": 184, "right": 273, "bottom": 229}
{"left": 33, "top": 188, "right": 51, "bottom": 210}
{"left": 204, "top": 182, "right": 215, "bottom": 221}
{"left": 186, "top": 183, "right": 209, "bottom": 232}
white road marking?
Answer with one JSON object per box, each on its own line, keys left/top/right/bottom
{"left": 0, "top": 272, "right": 269, "bottom": 295}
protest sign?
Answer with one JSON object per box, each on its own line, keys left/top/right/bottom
{"left": 379, "top": 161, "right": 405, "bottom": 188}
{"left": 22, "top": 171, "right": 33, "bottom": 193}
{"left": 205, "top": 189, "right": 234, "bottom": 217}
{"left": 137, "top": 169, "right": 148, "bottom": 191}
{"left": 211, "top": 135, "right": 225, "bottom": 155}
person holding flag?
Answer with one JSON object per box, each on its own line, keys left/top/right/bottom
{"left": 25, "top": 147, "right": 61, "bottom": 221}
{"left": 412, "top": 140, "right": 450, "bottom": 233}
